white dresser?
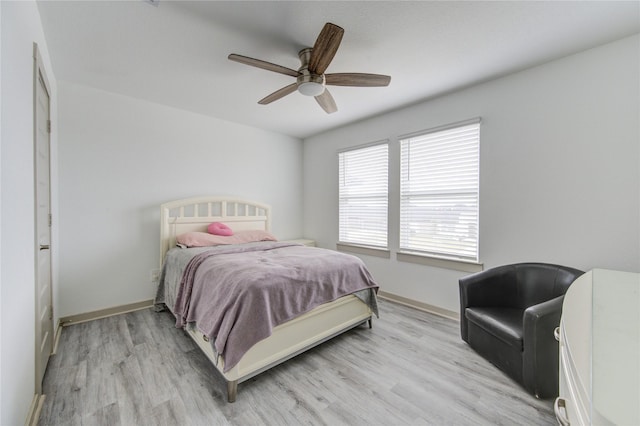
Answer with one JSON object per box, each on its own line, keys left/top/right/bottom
{"left": 556, "top": 269, "right": 639, "bottom": 425}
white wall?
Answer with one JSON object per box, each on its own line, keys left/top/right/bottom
{"left": 1, "top": 2, "right": 58, "bottom": 424}
{"left": 57, "top": 81, "right": 303, "bottom": 317}
{"left": 303, "top": 35, "right": 640, "bottom": 314}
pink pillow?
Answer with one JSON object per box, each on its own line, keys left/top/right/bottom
{"left": 207, "top": 222, "right": 233, "bottom": 236}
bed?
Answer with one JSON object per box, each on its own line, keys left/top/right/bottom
{"left": 154, "top": 196, "right": 378, "bottom": 402}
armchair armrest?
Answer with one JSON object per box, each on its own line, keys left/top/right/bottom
{"left": 522, "top": 295, "right": 565, "bottom": 398}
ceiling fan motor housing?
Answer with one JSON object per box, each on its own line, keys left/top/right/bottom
{"left": 297, "top": 48, "right": 325, "bottom": 96}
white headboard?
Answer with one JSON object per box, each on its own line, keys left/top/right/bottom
{"left": 160, "top": 196, "right": 271, "bottom": 266}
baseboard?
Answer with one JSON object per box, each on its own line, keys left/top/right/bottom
{"left": 25, "top": 393, "right": 45, "bottom": 426}
{"left": 59, "top": 299, "right": 154, "bottom": 326}
{"left": 378, "top": 290, "right": 459, "bottom": 321}
{"left": 52, "top": 320, "right": 63, "bottom": 355}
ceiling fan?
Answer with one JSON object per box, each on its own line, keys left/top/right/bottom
{"left": 228, "top": 22, "right": 391, "bottom": 114}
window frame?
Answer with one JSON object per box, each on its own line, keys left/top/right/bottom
{"left": 398, "top": 118, "right": 481, "bottom": 265}
{"left": 337, "top": 141, "right": 389, "bottom": 253}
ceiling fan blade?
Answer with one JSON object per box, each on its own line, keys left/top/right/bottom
{"left": 308, "top": 23, "right": 344, "bottom": 75}
{"left": 315, "top": 89, "right": 337, "bottom": 114}
{"left": 325, "top": 73, "right": 391, "bottom": 87}
{"left": 258, "top": 83, "right": 298, "bottom": 105}
{"left": 228, "top": 54, "right": 299, "bottom": 77}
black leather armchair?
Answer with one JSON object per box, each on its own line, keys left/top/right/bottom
{"left": 459, "top": 263, "right": 584, "bottom": 398}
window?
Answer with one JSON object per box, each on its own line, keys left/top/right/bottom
{"left": 338, "top": 143, "right": 388, "bottom": 248}
{"left": 399, "top": 120, "right": 480, "bottom": 261}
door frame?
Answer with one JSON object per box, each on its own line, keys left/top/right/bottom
{"left": 33, "top": 42, "right": 53, "bottom": 396}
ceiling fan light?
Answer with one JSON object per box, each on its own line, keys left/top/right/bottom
{"left": 298, "top": 81, "right": 325, "bottom": 97}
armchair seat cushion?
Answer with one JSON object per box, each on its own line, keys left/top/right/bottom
{"left": 465, "top": 307, "right": 524, "bottom": 351}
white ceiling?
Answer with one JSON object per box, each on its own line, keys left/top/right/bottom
{"left": 37, "top": 1, "right": 639, "bottom": 139}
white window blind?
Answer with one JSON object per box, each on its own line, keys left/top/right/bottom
{"left": 338, "top": 143, "right": 388, "bottom": 248}
{"left": 400, "top": 121, "right": 480, "bottom": 261}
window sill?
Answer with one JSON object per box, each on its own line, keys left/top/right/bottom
{"left": 336, "top": 243, "right": 391, "bottom": 259}
{"left": 397, "top": 251, "right": 483, "bottom": 273}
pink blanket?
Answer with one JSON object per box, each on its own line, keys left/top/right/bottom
{"left": 172, "top": 242, "right": 378, "bottom": 372}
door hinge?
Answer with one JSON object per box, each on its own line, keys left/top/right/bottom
{"left": 48, "top": 214, "right": 52, "bottom": 227}
{"left": 47, "top": 120, "right": 51, "bottom": 133}
{"left": 49, "top": 307, "right": 53, "bottom": 321}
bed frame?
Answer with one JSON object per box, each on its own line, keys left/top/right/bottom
{"left": 159, "top": 196, "right": 373, "bottom": 402}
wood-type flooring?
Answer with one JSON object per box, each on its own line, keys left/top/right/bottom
{"left": 39, "top": 299, "right": 556, "bottom": 425}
